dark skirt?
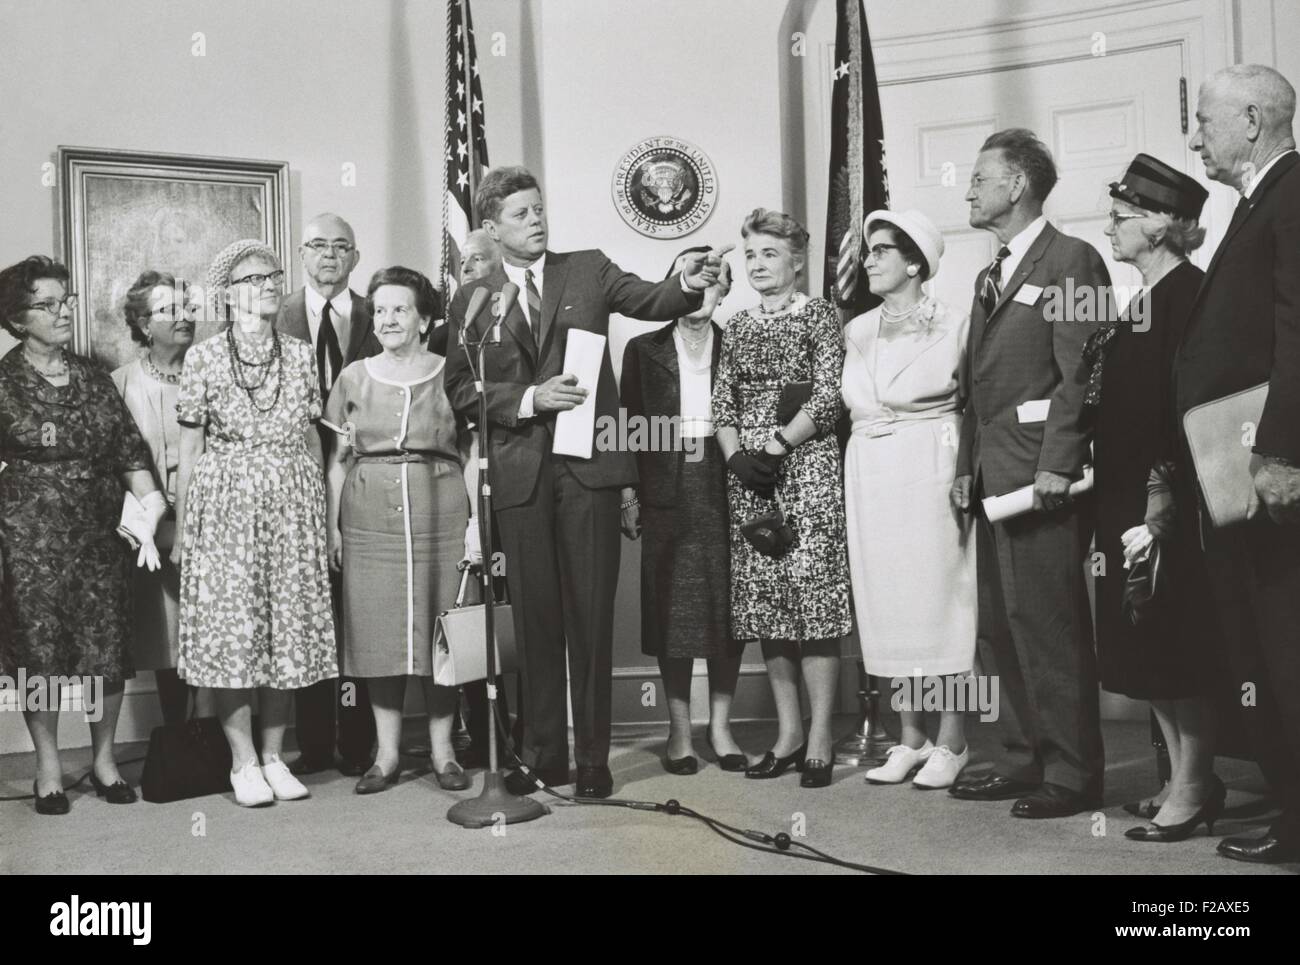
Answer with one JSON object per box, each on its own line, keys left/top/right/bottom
{"left": 639, "top": 438, "right": 736, "bottom": 659}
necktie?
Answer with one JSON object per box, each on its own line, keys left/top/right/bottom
{"left": 524, "top": 268, "right": 542, "bottom": 349}
{"left": 980, "top": 246, "right": 1011, "bottom": 317}
{"left": 1226, "top": 195, "right": 1252, "bottom": 234}
{"left": 317, "top": 298, "right": 343, "bottom": 397}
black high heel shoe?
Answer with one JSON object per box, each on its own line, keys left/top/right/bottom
{"left": 706, "top": 737, "right": 748, "bottom": 772}
{"left": 33, "top": 781, "right": 70, "bottom": 816}
{"left": 89, "top": 772, "right": 137, "bottom": 804}
{"left": 745, "top": 743, "right": 807, "bottom": 779}
{"left": 1124, "top": 778, "right": 1227, "bottom": 843}
{"left": 800, "top": 757, "right": 834, "bottom": 788}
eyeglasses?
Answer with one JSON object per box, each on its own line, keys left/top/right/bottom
{"left": 25, "top": 293, "right": 79, "bottom": 316}
{"left": 230, "top": 270, "right": 285, "bottom": 287}
{"left": 303, "top": 241, "right": 355, "bottom": 255}
{"left": 1107, "top": 211, "right": 1147, "bottom": 227}
{"left": 864, "top": 243, "right": 899, "bottom": 261}
{"left": 969, "top": 174, "right": 1013, "bottom": 190}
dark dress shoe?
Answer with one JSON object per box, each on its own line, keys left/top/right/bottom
{"left": 1217, "top": 832, "right": 1300, "bottom": 864}
{"left": 355, "top": 764, "right": 400, "bottom": 795}
{"left": 33, "top": 782, "right": 70, "bottom": 816}
{"left": 338, "top": 758, "right": 370, "bottom": 778}
{"left": 89, "top": 772, "right": 138, "bottom": 804}
{"left": 1011, "top": 782, "right": 1101, "bottom": 819}
{"left": 436, "top": 762, "right": 471, "bottom": 791}
{"left": 289, "top": 755, "right": 334, "bottom": 776}
{"left": 800, "top": 758, "right": 833, "bottom": 788}
{"left": 1125, "top": 778, "right": 1226, "bottom": 842}
{"left": 948, "top": 774, "right": 1039, "bottom": 801}
{"left": 505, "top": 766, "right": 568, "bottom": 796}
{"left": 745, "top": 744, "right": 807, "bottom": 779}
{"left": 664, "top": 755, "right": 699, "bottom": 775}
{"left": 575, "top": 766, "right": 614, "bottom": 798}
{"left": 706, "top": 738, "right": 749, "bottom": 772}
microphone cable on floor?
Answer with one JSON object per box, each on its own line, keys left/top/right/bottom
{"left": 487, "top": 699, "right": 905, "bottom": 875}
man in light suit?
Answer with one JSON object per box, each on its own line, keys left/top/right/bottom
{"left": 444, "top": 166, "right": 723, "bottom": 798}
{"left": 1177, "top": 65, "right": 1300, "bottom": 864}
{"left": 949, "top": 129, "right": 1110, "bottom": 818}
{"left": 278, "top": 212, "right": 380, "bottom": 777}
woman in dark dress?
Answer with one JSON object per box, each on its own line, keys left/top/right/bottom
{"left": 1087, "top": 155, "right": 1224, "bottom": 842}
{"left": 620, "top": 248, "right": 747, "bottom": 775}
{"left": 0, "top": 255, "right": 167, "bottom": 814}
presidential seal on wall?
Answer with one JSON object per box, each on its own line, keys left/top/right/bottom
{"left": 612, "top": 136, "right": 717, "bottom": 238}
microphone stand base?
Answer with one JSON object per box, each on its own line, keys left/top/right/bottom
{"left": 446, "top": 770, "right": 549, "bottom": 828}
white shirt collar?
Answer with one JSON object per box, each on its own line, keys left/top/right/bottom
{"left": 1242, "top": 149, "right": 1296, "bottom": 198}
{"left": 998, "top": 215, "right": 1048, "bottom": 283}
{"left": 304, "top": 285, "right": 353, "bottom": 320}
{"left": 502, "top": 255, "right": 546, "bottom": 320}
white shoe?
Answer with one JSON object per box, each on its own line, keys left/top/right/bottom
{"left": 230, "top": 760, "right": 275, "bottom": 807}
{"left": 261, "top": 756, "right": 310, "bottom": 801}
{"left": 865, "top": 741, "right": 934, "bottom": 784}
{"left": 912, "top": 745, "right": 969, "bottom": 789}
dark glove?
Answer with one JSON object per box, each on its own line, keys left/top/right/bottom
{"left": 728, "top": 450, "right": 777, "bottom": 499}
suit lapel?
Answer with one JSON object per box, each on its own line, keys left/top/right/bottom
{"left": 478, "top": 265, "right": 536, "bottom": 366}
{"left": 882, "top": 322, "right": 951, "bottom": 392}
{"left": 645, "top": 321, "right": 679, "bottom": 378}
{"left": 539, "top": 252, "right": 567, "bottom": 357}
{"left": 343, "top": 289, "right": 371, "bottom": 363}
{"left": 986, "top": 223, "right": 1055, "bottom": 325}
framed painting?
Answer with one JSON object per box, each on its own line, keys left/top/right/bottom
{"left": 57, "top": 146, "right": 292, "bottom": 370}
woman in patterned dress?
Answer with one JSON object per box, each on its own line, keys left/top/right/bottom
{"left": 173, "top": 240, "right": 338, "bottom": 808}
{"left": 712, "top": 209, "right": 852, "bottom": 789}
{"left": 0, "top": 255, "right": 168, "bottom": 814}
{"left": 323, "top": 267, "right": 478, "bottom": 795}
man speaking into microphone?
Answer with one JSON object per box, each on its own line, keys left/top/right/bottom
{"left": 444, "top": 166, "right": 723, "bottom": 798}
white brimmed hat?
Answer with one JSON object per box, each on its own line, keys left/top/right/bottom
{"left": 863, "top": 208, "right": 944, "bottom": 279}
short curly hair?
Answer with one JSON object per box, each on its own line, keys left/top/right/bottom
{"left": 124, "top": 270, "right": 187, "bottom": 346}
{"left": 366, "top": 266, "right": 443, "bottom": 343}
{"left": 741, "top": 208, "right": 811, "bottom": 260}
{"left": 0, "top": 255, "right": 71, "bottom": 340}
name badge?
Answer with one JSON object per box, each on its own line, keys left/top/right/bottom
{"left": 1013, "top": 284, "right": 1044, "bottom": 306}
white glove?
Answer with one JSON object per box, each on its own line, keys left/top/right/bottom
{"left": 120, "top": 490, "right": 168, "bottom": 572}
{"left": 464, "top": 517, "right": 483, "bottom": 565}
{"left": 1120, "top": 524, "right": 1153, "bottom": 569}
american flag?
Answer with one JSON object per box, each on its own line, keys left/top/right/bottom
{"left": 823, "top": 0, "right": 889, "bottom": 315}
{"left": 441, "top": 0, "right": 489, "bottom": 301}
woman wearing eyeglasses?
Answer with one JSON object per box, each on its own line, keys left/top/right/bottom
{"left": 1087, "top": 155, "right": 1226, "bottom": 842}
{"left": 173, "top": 240, "right": 337, "bottom": 808}
{"left": 842, "top": 211, "right": 977, "bottom": 790}
{"left": 0, "top": 255, "right": 166, "bottom": 814}
{"left": 322, "top": 266, "right": 479, "bottom": 795}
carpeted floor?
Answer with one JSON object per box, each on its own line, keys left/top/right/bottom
{"left": 1, "top": 716, "right": 1294, "bottom": 874}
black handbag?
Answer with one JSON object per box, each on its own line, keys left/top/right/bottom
{"left": 741, "top": 508, "right": 795, "bottom": 557}
{"left": 140, "top": 715, "right": 233, "bottom": 804}
{"left": 776, "top": 381, "right": 812, "bottom": 426}
{"left": 1121, "top": 541, "right": 1164, "bottom": 627}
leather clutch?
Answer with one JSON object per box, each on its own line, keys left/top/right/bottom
{"left": 740, "top": 509, "right": 795, "bottom": 557}
{"left": 776, "top": 381, "right": 812, "bottom": 426}
{"left": 1182, "top": 382, "right": 1267, "bottom": 529}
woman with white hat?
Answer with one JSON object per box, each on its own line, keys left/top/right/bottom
{"left": 842, "top": 209, "right": 977, "bottom": 790}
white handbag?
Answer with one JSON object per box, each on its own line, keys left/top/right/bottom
{"left": 432, "top": 567, "right": 518, "bottom": 686}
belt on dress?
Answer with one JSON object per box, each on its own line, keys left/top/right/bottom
{"left": 851, "top": 411, "right": 956, "bottom": 439}
{"left": 354, "top": 452, "right": 444, "bottom": 465}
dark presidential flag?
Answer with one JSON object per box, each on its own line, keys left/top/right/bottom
{"left": 441, "top": 0, "right": 489, "bottom": 300}
{"left": 823, "top": 0, "right": 889, "bottom": 314}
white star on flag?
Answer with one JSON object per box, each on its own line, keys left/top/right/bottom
{"left": 457, "top": 170, "right": 469, "bottom": 189}
{"left": 834, "top": 60, "right": 849, "bottom": 80}
{"left": 457, "top": 140, "right": 468, "bottom": 159}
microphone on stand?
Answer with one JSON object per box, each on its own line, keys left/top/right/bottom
{"left": 460, "top": 286, "right": 492, "bottom": 348}
{"left": 493, "top": 281, "right": 520, "bottom": 344}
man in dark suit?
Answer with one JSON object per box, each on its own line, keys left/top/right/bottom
{"left": 278, "top": 212, "right": 380, "bottom": 777}
{"left": 444, "top": 166, "right": 722, "bottom": 798}
{"left": 949, "top": 129, "right": 1110, "bottom": 818}
{"left": 1176, "top": 65, "right": 1300, "bottom": 863}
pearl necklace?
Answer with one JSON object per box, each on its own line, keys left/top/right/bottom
{"left": 676, "top": 324, "right": 710, "bottom": 352}
{"left": 880, "top": 301, "right": 922, "bottom": 323}
{"left": 145, "top": 355, "right": 181, "bottom": 384}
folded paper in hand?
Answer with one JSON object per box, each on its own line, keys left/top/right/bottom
{"left": 981, "top": 465, "right": 1094, "bottom": 523}
{"left": 552, "top": 329, "right": 605, "bottom": 459}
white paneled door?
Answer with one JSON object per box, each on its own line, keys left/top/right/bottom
{"left": 877, "top": 43, "right": 1190, "bottom": 308}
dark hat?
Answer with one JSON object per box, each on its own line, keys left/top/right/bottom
{"left": 1109, "top": 154, "right": 1209, "bottom": 220}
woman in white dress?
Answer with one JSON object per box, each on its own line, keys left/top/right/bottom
{"left": 842, "top": 209, "right": 976, "bottom": 789}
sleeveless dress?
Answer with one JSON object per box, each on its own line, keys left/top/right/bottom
{"left": 175, "top": 331, "right": 337, "bottom": 689}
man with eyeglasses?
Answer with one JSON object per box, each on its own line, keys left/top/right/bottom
{"left": 277, "top": 212, "right": 380, "bottom": 777}
{"left": 949, "top": 128, "right": 1111, "bottom": 819}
